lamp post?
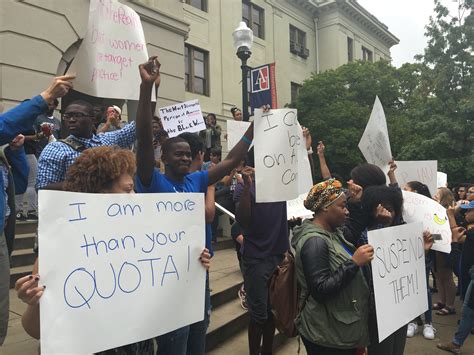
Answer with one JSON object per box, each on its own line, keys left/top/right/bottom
{"left": 232, "top": 22, "right": 254, "bottom": 122}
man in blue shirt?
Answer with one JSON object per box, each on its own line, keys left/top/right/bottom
{"left": 135, "top": 57, "right": 254, "bottom": 355}
{"left": 36, "top": 101, "right": 136, "bottom": 190}
{"left": 0, "top": 74, "right": 74, "bottom": 345}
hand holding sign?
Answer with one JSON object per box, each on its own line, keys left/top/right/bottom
{"left": 40, "top": 74, "right": 76, "bottom": 103}
{"left": 352, "top": 244, "right": 374, "bottom": 266}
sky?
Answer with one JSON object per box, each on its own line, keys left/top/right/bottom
{"left": 358, "top": 0, "right": 462, "bottom": 67}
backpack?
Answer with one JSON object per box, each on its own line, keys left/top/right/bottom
{"left": 269, "top": 251, "right": 299, "bottom": 338}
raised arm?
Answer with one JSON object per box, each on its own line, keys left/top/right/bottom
{"left": 207, "top": 123, "right": 253, "bottom": 185}
{"left": 387, "top": 159, "right": 398, "bottom": 186}
{"left": 316, "top": 141, "right": 332, "bottom": 180}
{"left": 136, "top": 57, "right": 160, "bottom": 187}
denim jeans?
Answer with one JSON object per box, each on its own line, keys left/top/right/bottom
{"left": 453, "top": 267, "right": 474, "bottom": 346}
{"left": 155, "top": 325, "right": 190, "bottom": 355}
{"left": 186, "top": 275, "right": 211, "bottom": 355}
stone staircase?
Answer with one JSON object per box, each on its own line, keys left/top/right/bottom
{"left": 8, "top": 220, "right": 290, "bottom": 353}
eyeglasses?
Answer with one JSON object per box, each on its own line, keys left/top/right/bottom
{"left": 63, "top": 112, "right": 93, "bottom": 120}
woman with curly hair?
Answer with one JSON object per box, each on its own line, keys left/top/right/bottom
{"left": 15, "top": 146, "right": 211, "bottom": 354}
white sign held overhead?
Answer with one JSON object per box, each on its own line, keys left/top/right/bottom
{"left": 254, "top": 109, "right": 313, "bottom": 203}
{"left": 358, "top": 96, "right": 392, "bottom": 173}
{"left": 227, "top": 120, "right": 251, "bottom": 151}
{"left": 159, "top": 99, "right": 206, "bottom": 137}
{"left": 38, "top": 191, "right": 206, "bottom": 355}
{"left": 402, "top": 190, "right": 451, "bottom": 253}
{"left": 437, "top": 172, "right": 448, "bottom": 188}
{"left": 67, "top": 0, "right": 150, "bottom": 100}
{"left": 395, "top": 161, "right": 438, "bottom": 197}
{"left": 368, "top": 222, "right": 428, "bottom": 342}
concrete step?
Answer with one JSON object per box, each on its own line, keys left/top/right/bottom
{"left": 13, "top": 233, "right": 36, "bottom": 251}
{"left": 15, "top": 221, "right": 38, "bottom": 235}
{"left": 10, "top": 248, "right": 36, "bottom": 268}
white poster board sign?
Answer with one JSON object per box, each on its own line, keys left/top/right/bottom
{"left": 227, "top": 120, "right": 251, "bottom": 151}
{"left": 287, "top": 193, "right": 313, "bottom": 220}
{"left": 67, "top": 0, "right": 150, "bottom": 100}
{"left": 358, "top": 96, "right": 392, "bottom": 172}
{"left": 402, "top": 190, "right": 451, "bottom": 253}
{"left": 159, "top": 99, "right": 206, "bottom": 137}
{"left": 437, "top": 172, "right": 448, "bottom": 188}
{"left": 38, "top": 191, "right": 205, "bottom": 354}
{"left": 395, "top": 160, "right": 438, "bottom": 197}
{"left": 254, "top": 109, "right": 313, "bottom": 203}
{"left": 368, "top": 222, "right": 428, "bottom": 342}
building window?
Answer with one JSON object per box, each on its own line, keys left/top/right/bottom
{"left": 289, "top": 25, "right": 309, "bottom": 59}
{"left": 291, "top": 82, "right": 302, "bottom": 104}
{"left": 242, "top": 1, "right": 264, "bottom": 39}
{"left": 185, "top": 44, "right": 209, "bottom": 96}
{"left": 362, "top": 46, "right": 373, "bottom": 62}
{"left": 185, "top": 0, "right": 207, "bottom": 12}
{"left": 347, "top": 37, "right": 354, "bottom": 62}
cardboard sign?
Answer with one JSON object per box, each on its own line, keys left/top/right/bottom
{"left": 358, "top": 96, "right": 392, "bottom": 173}
{"left": 254, "top": 109, "right": 313, "bottom": 203}
{"left": 287, "top": 193, "right": 313, "bottom": 220}
{"left": 68, "top": 0, "right": 150, "bottom": 100}
{"left": 227, "top": 120, "right": 251, "bottom": 151}
{"left": 402, "top": 190, "right": 451, "bottom": 253}
{"left": 368, "top": 222, "right": 428, "bottom": 342}
{"left": 437, "top": 172, "right": 448, "bottom": 188}
{"left": 395, "top": 160, "right": 438, "bottom": 197}
{"left": 38, "top": 191, "right": 205, "bottom": 354}
{"left": 159, "top": 99, "right": 206, "bottom": 137}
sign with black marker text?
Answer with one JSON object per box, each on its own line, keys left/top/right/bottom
{"left": 159, "top": 99, "right": 206, "bottom": 137}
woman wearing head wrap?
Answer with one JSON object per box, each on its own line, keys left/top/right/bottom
{"left": 291, "top": 179, "right": 374, "bottom": 355}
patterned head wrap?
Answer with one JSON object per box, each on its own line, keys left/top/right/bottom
{"left": 304, "top": 178, "right": 344, "bottom": 213}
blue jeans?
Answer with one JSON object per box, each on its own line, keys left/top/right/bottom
{"left": 155, "top": 325, "right": 190, "bottom": 355}
{"left": 453, "top": 268, "right": 474, "bottom": 346}
{"left": 186, "top": 275, "right": 211, "bottom": 355}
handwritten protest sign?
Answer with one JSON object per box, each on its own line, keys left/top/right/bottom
{"left": 437, "top": 172, "right": 448, "bottom": 188}
{"left": 402, "top": 190, "right": 451, "bottom": 253}
{"left": 395, "top": 160, "right": 437, "bottom": 196}
{"left": 159, "top": 99, "right": 206, "bottom": 137}
{"left": 254, "top": 109, "right": 313, "bottom": 203}
{"left": 67, "top": 0, "right": 150, "bottom": 100}
{"left": 38, "top": 191, "right": 205, "bottom": 354}
{"left": 287, "top": 193, "right": 313, "bottom": 220}
{"left": 368, "top": 222, "right": 428, "bottom": 342}
{"left": 227, "top": 120, "right": 251, "bottom": 151}
{"left": 358, "top": 96, "right": 392, "bottom": 173}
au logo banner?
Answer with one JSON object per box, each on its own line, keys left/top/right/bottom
{"left": 250, "top": 63, "right": 277, "bottom": 109}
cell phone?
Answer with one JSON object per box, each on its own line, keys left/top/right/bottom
{"left": 432, "top": 234, "right": 442, "bottom": 241}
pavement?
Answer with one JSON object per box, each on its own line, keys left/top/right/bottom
{"left": 3, "top": 247, "right": 474, "bottom": 354}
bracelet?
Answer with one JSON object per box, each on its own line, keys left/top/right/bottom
{"left": 241, "top": 136, "right": 252, "bottom": 145}
{"left": 307, "top": 148, "right": 314, "bottom": 155}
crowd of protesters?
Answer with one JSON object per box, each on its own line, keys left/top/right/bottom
{"left": 0, "top": 56, "right": 471, "bottom": 355}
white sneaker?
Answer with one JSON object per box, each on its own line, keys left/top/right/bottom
{"left": 423, "top": 324, "right": 436, "bottom": 340}
{"left": 407, "top": 322, "right": 418, "bottom": 337}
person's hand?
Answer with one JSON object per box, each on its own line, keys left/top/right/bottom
{"left": 317, "top": 141, "right": 325, "bottom": 156}
{"left": 423, "top": 230, "right": 434, "bottom": 251}
{"left": 241, "top": 166, "right": 254, "bottom": 187}
{"left": 200, "top": 248, "right": 211, "bottom": 270}
{"left": 40, "top": 74, "right": 75, "bottom": 103}
{"left": 447, "top": 205, "right": 456, "bottom": 217}
{"left": 261, "top": 104, "right": 271, "bottom": 113}
{"left": 352, "top": 244, "right": 374, "bottom": 266}
{"left": 388, "top": 159, "right": 397, "bottom": 175}
{"left": 374, "top": 204, "right": 393, "bottom": 226}
{"left": 139, "top": 56, "right": 160, "bottom": 86}
{"left": 10, "top": 134, "right": 25, "bottom": 150}
{"left": 347, "top": 181, "right": 363, "bottom": 202}
{"left": 15, "top": 274, "right": 45, "bottom": 306}
{"left": 302, "top": 126, "right": 312, "bottom": 150}
{"left": 452, "top": 226, "right": 467, "bottom": 244}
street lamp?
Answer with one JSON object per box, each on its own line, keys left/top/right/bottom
{"left": 232, "top": 21, "right": 254, "bottom": 122}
